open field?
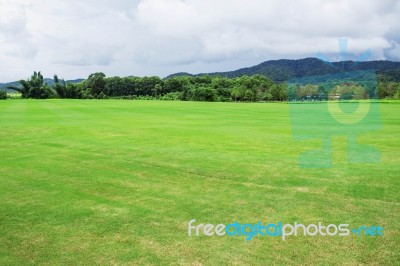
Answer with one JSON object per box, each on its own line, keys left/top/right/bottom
{"left": 0, "top": 100, "right": 399, "bottom": 265}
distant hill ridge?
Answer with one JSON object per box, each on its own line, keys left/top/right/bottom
{"left": 0, "top": 79, "right": 84, "bottom": 92}
{"left": 166, "top": 58, "right": 400, "bottom": 82}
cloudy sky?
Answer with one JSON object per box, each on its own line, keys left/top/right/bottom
{"left": 0, "top": 0, "right": 399, "bottom": 82}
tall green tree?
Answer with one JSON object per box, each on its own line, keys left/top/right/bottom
{"left": 7, "top": 71, "right": 55, "bottom": 99}
{"left": 85, "top": 72, "right": 107, "bottom": 97}
{"left": 54, "top": 74, "right": 67, "bottom": 98}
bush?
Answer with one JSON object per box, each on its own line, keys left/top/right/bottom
{"left": 161, "top": 92, "right": 182, "bottom": 101}
{"left": 97, "top": 92, "right": 108, "bottom": 99}
{"left": 189, "top": 87, "right": 218, "bottom": 102}
{"left": 81, "top": 90, "right": 94, "bottom": 99}
{"left": 216, "top": 88, "right": 231, "bottom": 102}
{"left": 394, "top": 91, "right": 400, "bottom": 100}
{"left": 0, "top": 90, "right": 7, "bottom": 100}
{"left": 244, "top": 89, "right": 255, "bottom": 101}
{"left": 136, "top": 95, "right": 155, "bottom": 100}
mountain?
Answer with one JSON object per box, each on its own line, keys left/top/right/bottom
{"left": 166, "top": 58, "right": 400, "bottom": 82}
{"left": 165, "top": 72, "right": 193, "bottom": 78}
{"left": 0, "top": 81, "right": 21, "bottom": 92}
{"left": 0, "top": 78, "right": 84, "bottom": 92}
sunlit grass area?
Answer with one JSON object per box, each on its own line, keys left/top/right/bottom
{"left": 0, "top": 100, "right": 398, "bottom": 265}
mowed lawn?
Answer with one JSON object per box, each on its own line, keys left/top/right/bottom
{"left": 0, "top": 100, "right": 398, "bottom": 265}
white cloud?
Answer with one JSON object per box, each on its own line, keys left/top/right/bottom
{"left": 0, "top": 0, "right": 399, "bottom": 81}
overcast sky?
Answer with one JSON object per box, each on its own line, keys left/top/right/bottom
{"left": 0, "top": 0, "right": 399, "bottom": 82}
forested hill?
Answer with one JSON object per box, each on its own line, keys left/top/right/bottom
{"left": 166, "top": 58, "right": 400, "bottom": 82}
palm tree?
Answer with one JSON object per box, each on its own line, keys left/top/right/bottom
{"left": 7, "top": 79, "right": 31, "bottom": 98}
{"left": 7, "top": 71, "right": 54, "bottom": 99}
{"left": 54, "top": 74, "right": 67, "bottom": 98}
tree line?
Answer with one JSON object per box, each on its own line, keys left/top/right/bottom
{"left": 2, "top": 71, "right": 400, "bottom": 101}
{"left": 4, "top": 71, "right": 287, "bottom": 102}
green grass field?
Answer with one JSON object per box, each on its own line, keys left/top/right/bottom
{"left": 0, "top": 100, "right": 399, "bottom": 265}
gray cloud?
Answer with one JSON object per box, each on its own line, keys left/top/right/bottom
{"left": 0, "top": 0, "right": 399, "bottom": 81}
